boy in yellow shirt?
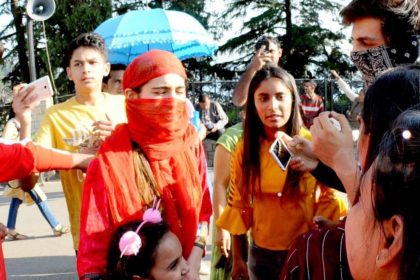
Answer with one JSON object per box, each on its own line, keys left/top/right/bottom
{"left": 21, "top": 33, "right": 127, "bottom": 251}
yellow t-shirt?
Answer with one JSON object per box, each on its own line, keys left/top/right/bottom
{"left": 34, "top": 93, "right": 127, "bottom": 249}
{"left": 216, "top": 129, "right": 348, "bottom": 250}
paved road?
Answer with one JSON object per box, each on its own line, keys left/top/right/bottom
{"left": 0, "top": 174, "right": 212, "bottom": 280}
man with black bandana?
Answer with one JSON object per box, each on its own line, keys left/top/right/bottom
{"left": 342, "top": 0, "right": 419, "bottom": 88}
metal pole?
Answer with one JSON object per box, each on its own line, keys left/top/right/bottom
{"left": 27, "top": 18, "right": 36, "bottom": 82}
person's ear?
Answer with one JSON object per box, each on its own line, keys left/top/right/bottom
{"left": 102, "top": 82, "right": 108, "bottom": 92}
{"left": 103, "top": 62, "right": 111, "bottom": 77}
{"left": 278, "top": 48, "right": 283, "bottom": 59}
{"left": 375, "top": 215, "right": 403, "bottom": 268}
{"left": 125, "top": 88, "right": 139, "bottom": 100}
{"left": 66, "top": 67, "right": 73, "bottom": 81}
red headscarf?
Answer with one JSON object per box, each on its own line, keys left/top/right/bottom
{"left": 122, "top": 49, "right": 187, "bottom": 90}
{"left": 97, "top": 50, "right": 204, "bottom": 257}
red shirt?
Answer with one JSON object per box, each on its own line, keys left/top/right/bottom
{"left": 0, "top": 142, "right": 35, "bottom": 182}
{"left": 0, "top": 141, "right": 74, "bottom": 182}
{"left": 300, "top": 94, "right": 324, "bottom": 128}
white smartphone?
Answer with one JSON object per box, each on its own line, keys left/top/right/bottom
{"left": 27, "top": 76, "right": 53, "bottom": 106}
{"left": 329, "top": 117, "right": 342, "bottom": 131}
{"left": 269, "top": 137, "right": 293, "bottom": 171}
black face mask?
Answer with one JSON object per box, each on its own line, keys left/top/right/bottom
{"left": 351, "top": 35, "right": 419, "bottom": 88}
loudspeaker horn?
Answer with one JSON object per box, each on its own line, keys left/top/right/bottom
{"left": 26, "top": 0, "right": 56, "bottom": 21}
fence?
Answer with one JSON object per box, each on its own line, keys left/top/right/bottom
{"left": 0, "top": 78, "right": 363, "bottom": 130}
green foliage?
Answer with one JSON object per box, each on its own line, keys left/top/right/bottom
{"left": 217, "top": 0, "right": 355, "bottom": 78}
{"left": 1, "top": 0, "right": 112, "bottom": 95}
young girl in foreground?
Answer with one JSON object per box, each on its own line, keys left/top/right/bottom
{"left": 107, "top": 204, "right": 190, "bottom": 280}
{"left": 217, "top": 66, "right": 346, "bottom": 280}
{"left": 346, "top": 108, "right": 420, "bottom": 279}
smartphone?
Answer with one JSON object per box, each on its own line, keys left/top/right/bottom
{"left": 262, "top": 41, "right": 270, "bottom": 54}
{"left": 269, "top": 137, "right": 293, "bottom": 171}
{"left": 27, "top": 76, "right": 53, "bottom": 106}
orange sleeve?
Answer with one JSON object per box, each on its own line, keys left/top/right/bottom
{"left": 216, "top": 140, "right": 250, "bottom": 235}
{"left": 25, "top": 142, "right": 74, "bottom": 172}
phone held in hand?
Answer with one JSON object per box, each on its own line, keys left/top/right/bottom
{"left": 262, "top": 41, "right": 270, "bottom": 54}
{"left": 27, "top": 76, "right": 54, "bottom": 106}
{"left": 269, "top": 137, "right": 293, "bottom": 171}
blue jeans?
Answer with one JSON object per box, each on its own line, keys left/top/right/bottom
{"left": 7, "top": 189, "right": 59, "bottom": 230}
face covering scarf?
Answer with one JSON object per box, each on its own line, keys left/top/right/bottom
{"left": 96, "top": 98, "right": 203, "bottom": 258}
{"left": 351, "top": 36, "right": 419, "bottom": 88}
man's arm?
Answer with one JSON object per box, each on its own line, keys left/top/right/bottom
{"left": 232, "top": 47, "right": 268, "bottom": 107}
{"left": 232, "top": 68, "right": 257, "bottom": 107}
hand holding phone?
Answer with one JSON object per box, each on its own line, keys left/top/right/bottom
{"left": 269, "top": 137, "right": 294, "bottom": 171}
{"left": 26, "top": 76, "right": 53, "bottom": 107}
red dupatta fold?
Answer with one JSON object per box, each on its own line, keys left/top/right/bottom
{"left": 98, "top": 98, "right": 203, "bottom": 257}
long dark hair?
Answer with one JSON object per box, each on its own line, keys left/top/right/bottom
{"left": 372, "top": 107, "right": 420, "bottom": 279}
{"left": 242, "top": 66, "right": 303, "bottom": 198}
{"left": 361, "top": 65, "right": 420, "bottom": 172}
{"left": 106, "top": 221, "right": 169, "bottom": 280}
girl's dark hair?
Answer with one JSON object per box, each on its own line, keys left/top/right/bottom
{"left": 107, "top": 221, "right": 169, "bottom": 280}
{"left": 361, "top": 65, "right": 420, "bottom": 172}
{"left": 242, "top": 66, "right": 303, "bottom": 198}
{"left": 372, "top": 108, "right": 420, "bottom": 279}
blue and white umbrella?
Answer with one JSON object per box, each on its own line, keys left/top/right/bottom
{"left": 94, "top": 8, "right": 218, "bottom": 65}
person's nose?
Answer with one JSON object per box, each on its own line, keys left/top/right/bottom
{"left": 82, "top": 64, "right": 90, "bottom": 74}
{"left": 180, "top": 257, "right": 190, "bottom": 276}
{"left": 269, "top": 96, "right": 279, "bottom": 111}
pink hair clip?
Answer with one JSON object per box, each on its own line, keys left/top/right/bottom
{"left": 119, "top": 198, "right": 163, "bottom": 258}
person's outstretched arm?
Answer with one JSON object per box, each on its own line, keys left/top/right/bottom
{"left": 331, "top": 70, "right": 358, "bottom": 102}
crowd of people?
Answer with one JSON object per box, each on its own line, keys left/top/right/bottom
{"left": 0, "top": 0, "right": 419, "bottom": 280}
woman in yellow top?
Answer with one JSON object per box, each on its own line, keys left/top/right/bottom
{"left": 216, "top": 66, "right": 346, "bottom": 280}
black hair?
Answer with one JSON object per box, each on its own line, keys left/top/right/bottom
{"left": 106, "top": 221, "right": 169, "bottom": 280}
{"left": 255, "top": 36, "right": 282, "bottom": 51}
{"left": 361, "top": 65, "right": 420, "bottom": 172}
{"left": 7, "top": 106, "right": 15, "bottom": 120}
{"left": 103, "top": 63, "right": 126, "bottom": 83}
{"left": 65, "top": 32, "right": 108, "bottom": 67}
{"left": 242, "top": 66, "right": 303, "bottom": 198}
{"left": 372, "top": 107, "right": 420, "bottom": 279}
{"left": 198, "top": 93, "right": 209, "bottom": 103}
{"left": 303, "top": 79, "right": 317, "bottom": 87}
{"left": 340, "top": 0, "right": 419, "bottom": 58}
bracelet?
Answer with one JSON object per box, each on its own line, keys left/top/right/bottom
{"left": 193, "top": 242, "right": 205, "bottom": 250}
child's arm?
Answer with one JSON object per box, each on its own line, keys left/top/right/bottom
{"left": 12, "top": 84, "right": 35, "bottom": 140}
{"left": 26, "top": 142, "right": 93, "bottom": 171}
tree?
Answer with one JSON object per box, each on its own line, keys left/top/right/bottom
{"left": 216, "top": 0, "right": 355, "bottom": 78}
{"left": 1, "top": 0, "right": 112, "bottom": 96}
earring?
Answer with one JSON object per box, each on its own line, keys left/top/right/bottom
{"left": 376, "top": 254, "right": 380, "bottom": 263}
